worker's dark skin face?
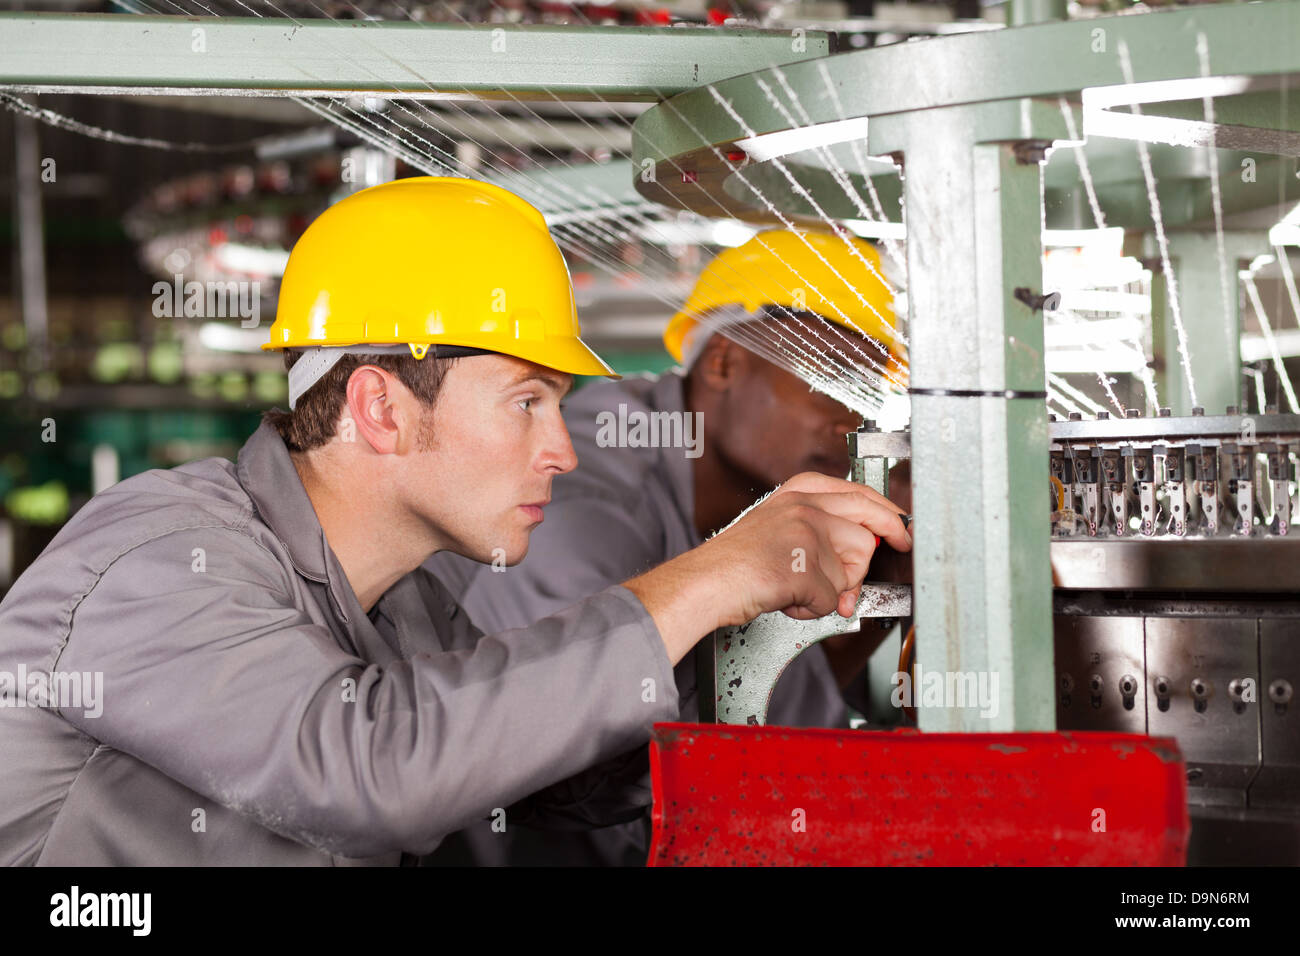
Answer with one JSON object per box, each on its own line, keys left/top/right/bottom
{"left": 685, "top": 335, "right": 868, "bottom": 538}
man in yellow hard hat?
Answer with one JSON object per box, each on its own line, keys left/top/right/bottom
{"left": 427, "top": 228, "right": 909, "bottom": 865}
{"left": 0, "top": 179, "right": 909, "bottom": 865}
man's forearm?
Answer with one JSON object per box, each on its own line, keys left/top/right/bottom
{"left": 623, "top": 550, "right": 724, "bottom": 666}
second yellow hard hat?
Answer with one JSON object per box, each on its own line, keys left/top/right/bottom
{"left": 664, "top": 229, "right": 906, "bottom": 380}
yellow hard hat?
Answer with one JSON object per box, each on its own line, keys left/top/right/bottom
{"left": 663, "top": 229, "right": 905, "bottom": 379}
{"left": 264, "top": 176, "right": 616, "bottom": 379}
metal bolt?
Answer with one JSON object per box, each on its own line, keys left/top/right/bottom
{"left": 1226, "top": 405, "right": 1239, "bottom": 415}
{"left": 1126, "top": 409, "right": 1142, "bottom": 418}
{"left": 1119, "top": 675, "right": 1137, "bottom": 697}
{"left": 1159, "top": 407, "right": 1172, "bottom": 417}
{"left": 1013, "top": 140, "right": 1051, "bottom": 165}
{"left": 1155, "top": 677, "right": 1171, "bottom": 697}
{"left": 1192, "top": 406, "right": 1205, "bottom": 416}
{"left": 1088, "top": 674, "right": 1104, "bottom": 694}
{"left": 1269, "top": 679, "right": 1293, "bottom": 704}
{"left": 1190, "top": 678, "right": 1211, "bottom": 699}
{"left": 1069, "top": 412, "right": 1082, "bottom": 421}
{"left": 1098, "top": 411, "right": 1110, "bottom": 420}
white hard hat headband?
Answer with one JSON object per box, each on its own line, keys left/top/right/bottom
{"left": 286, "top": 344, "right": 491, "bottom": 410}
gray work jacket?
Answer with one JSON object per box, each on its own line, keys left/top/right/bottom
{"left": 0, "top": 420, "right": 677, "bottom": 865}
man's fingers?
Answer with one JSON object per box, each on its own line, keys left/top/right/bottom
{"left": 725, "top": 472, "right": 911, "bottom": 625}
{"left": 838, "top": 587, "right": 860, "bottom": 619}
{"left": 815, "top": 510, "right": 880, "bottom": 584}
{"left": 783, "top": 490, "right": 912, "bottom": 553}
{"left": 774, "top": 471, "right": 856, "bottom": 497}
{"left": 777, "top": 472, "right": 903, "bottom": 512}
{"left": 792, "top": 515, "right": 876, "bottom": 620}
{"left": 780, "top": 585, "right": 861, "bottom": 621}
{"left": 810, "top": 522, "right": 854, "bottom": 599}
{"left": 780, "top": 596, "right": 859, "bottom": 622}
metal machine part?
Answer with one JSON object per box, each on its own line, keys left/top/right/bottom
{"left": 1256, "top": 620, "right": 1300, "bottom": 811}
{"left": 1050, "top": 415, "right": 1298, "bottom": 859}
{"left": 703, "top": 413, "right": 1299, "bottom": 861}
{"left": 1053, "top": 413, "right": 1297, "bottom": 540}
{"left": 1050, "top": 598, "right": 1299, "bottom": 862}
{"left": 699, "top": 584, "right": 911, "bottom": 726}
{"left": 1053, "top": 616, "right": 1146, "bottom": 735}
{"left": 1145, "top": 618, "right": 1261, "bottom": 806}
{"left": 849, "top": 414, "right": 1298, "bottom": 797}
{"left": 705, "top": 412, "right": 1299, "bottom": 732}
{"left": 851, "top": 410, "right": 1300, "bottom": 540}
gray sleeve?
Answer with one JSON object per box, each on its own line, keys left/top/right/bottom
{"left": 53, "top": 527, "right": 678, "bottom": 859}
{"left": 430, "top": 496, "right": 681, "bottom": 830}
{"left": 448, "top": 493, "right": 663, "bottom": 636}
{"left": 444, "top": 489, "right": 846, "bottom": 730}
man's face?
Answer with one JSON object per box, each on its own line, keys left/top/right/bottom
{"left": 405, "top": 354, "right": 576, "bottom": 565}
{"left": 715, "top": 355, "right": 863, "bottom": 488}
{"left": 707, "top": 318, "right": 891, "bottom": 489}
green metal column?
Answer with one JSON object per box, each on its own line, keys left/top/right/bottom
{"left": 871, "top": 101, "right": 1064, "bottom": 732}
{"left": 1152, "top": 232, "right": 1262, "bottom": 416}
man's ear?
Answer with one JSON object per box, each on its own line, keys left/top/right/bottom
{"left": 344, "top": 364, "right": 403, "bottom": 453}
{"left": 692, "top": 333, "right": 747, "bottom": 392}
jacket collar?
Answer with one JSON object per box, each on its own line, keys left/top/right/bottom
{"left": 235, "top": 420, "right": 357, "bottom": 624}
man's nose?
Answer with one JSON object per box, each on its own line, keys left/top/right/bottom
{"left": 541, "top": 420, "right": 579, "bottom": 475}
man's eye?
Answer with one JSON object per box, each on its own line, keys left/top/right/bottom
{"left": 517, "top": 398, "right": 534, "bottom": 412}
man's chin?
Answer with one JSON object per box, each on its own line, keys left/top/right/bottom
{"left": 433, "top": 536, "right": 526, "bottom": 568}
{"left": 471, "top": 534, "right": 529, "bottom": 567}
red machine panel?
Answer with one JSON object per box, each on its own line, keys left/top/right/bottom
{"left": 648, "top": 724, "right": 1188, "bottom": 866}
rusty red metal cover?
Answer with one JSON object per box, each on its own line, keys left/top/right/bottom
{"left": 647, "top": 723, "right": 1188, "bottom": 866}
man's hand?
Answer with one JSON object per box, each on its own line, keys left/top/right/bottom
{"left": 624, "top": 473, "right": 911, "bottom": 665}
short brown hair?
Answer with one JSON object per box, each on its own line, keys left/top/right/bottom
{"left": 263, "top": 349, "right": 458, "bottom": 453}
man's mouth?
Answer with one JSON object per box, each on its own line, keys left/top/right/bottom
{"left": 519, "top": 501, "right": 548, "bottom": 523}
